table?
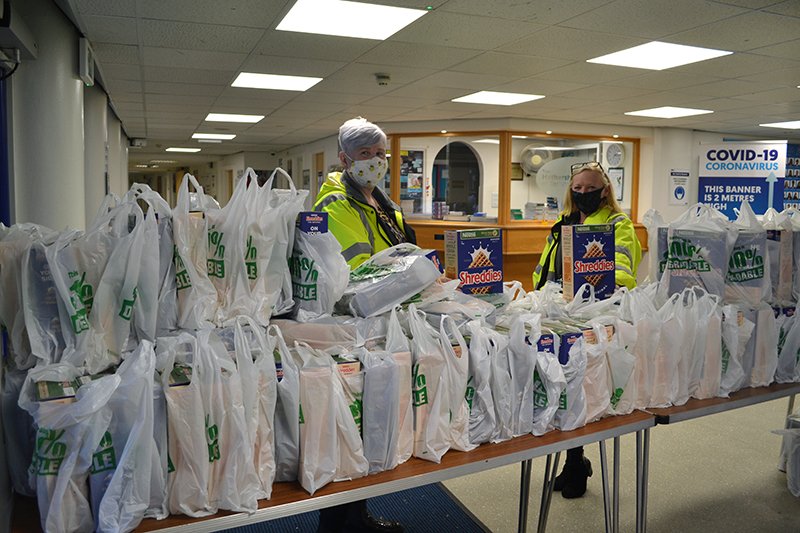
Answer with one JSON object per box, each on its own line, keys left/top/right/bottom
{"left": 10, "top": 411, "right": 655, "bottom": 533}
{"left": 641, "top": 382, "right": 800, "bottom": 533}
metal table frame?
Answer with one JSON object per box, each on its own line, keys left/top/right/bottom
{"left": 7, "top": 412, "right": 655, "bottom": 533}
{"left": 638, "top": 382, "right": 800, "bottom": 533}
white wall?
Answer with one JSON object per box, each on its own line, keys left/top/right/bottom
{"left": 83, "top": 86, "right": 108, "bottom": 225}
{"left": 107, "top": 112, "right": 128, "bottom": 197}
{"left": 283, "top": 136, "right": 340, "bottom": 204}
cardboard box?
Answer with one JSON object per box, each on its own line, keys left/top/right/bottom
{"left": 444, "top": 228, "right": 503, "bottom": 295}
{"left": 562, "top": 224, "right": 615, "bottom": 301}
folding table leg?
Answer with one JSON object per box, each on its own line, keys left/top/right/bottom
{"left": 537, "top": 451, "right": 561, "bottom": 533}
{"left": 641, "top": 428, "right": 651, "bottom": 533}
{"left": 518, "top": 459, "right": 533, "bottom": 533}
{"left": 786, "top": 394, "right": 796, "bottom": 423}
{"left": 613, "top": 436, "right": 620, "bottom": 533}
{"left": 636, "top": 431, "right": 643, "bottom": 533}
{"left": 599, "top": 440, "right": 612, "bottom": 533}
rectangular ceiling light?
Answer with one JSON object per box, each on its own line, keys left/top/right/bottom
{"left": 197, "top": 139, "right": 223, "bottom": 143}
{"left": 452, "top": 91, "right": 545, "bottom": 106}
{"left": 205, "top": 113, "right": 264, "bottom": 123}
{"left": 166, "top": 147, "right": 201, "bottom": 153}
{"left": 192, "top": 133, "right": 236, "bottom": 140}
{"left": 624, "top": 106, "right": 713, "bottom": 119}
{"left": 232, "top": 72, "right": 322, "bottom": 91}
{"left": 277, "top": 0, "right": 427, "bottom": 40}
{"left": 759, "top": 120, "right": 800, "bottom": 129}
{"left": 150, "top": 159, "right": 177, "bottom": 164}
{"left": 473, "top": 139, "right": 500, "bottom": 144}
{"left": 587, "top": 41, "right": 732, "bottom": 70}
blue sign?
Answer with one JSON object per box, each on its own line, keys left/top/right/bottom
{"left": 698, "top": 176, "right": 784, "bottom": 219}
{"left": 674, "top": 186, "right": 685, "bottom": 200}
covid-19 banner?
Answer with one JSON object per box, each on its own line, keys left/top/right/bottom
{"left": 698, "top": 142, "right": 787, "bottom": 219}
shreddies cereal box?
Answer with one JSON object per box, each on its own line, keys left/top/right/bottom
{"left": 444, "top": 228, "right": 503, "bottom": 294}
{"left": 562, "top": 224, "right": 615, "bottom": 301}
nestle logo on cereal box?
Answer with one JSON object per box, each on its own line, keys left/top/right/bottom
{"left": 562, "top": 224, "right": 615, "bottom": 301}
{"left": 444, "top": 228, "right": 503, "bottom": 294}
{"left": 297, "top": 212, "right": 328, "bottom": 234}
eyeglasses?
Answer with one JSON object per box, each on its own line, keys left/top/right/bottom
{"left": 570, "top": 161, "right": 605, "bottom": 175}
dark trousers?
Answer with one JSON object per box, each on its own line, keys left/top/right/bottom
{"left": 319, "top": 499, "right": 367, "bottom": 529}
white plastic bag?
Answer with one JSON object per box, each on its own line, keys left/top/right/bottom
{"left": 554, "top": 336, "right": 587, "bottom": 431}
{"left": 762, "top": 208, "right": 794, "bottom": 303}
{"left": 407, "top": 305, "right": 450, "bottom": 463}
{"left": 582, "top": 323, "right": 613, "bottom": 421}
{"left": 487, "top": 328, "right": 513, "bottom": 443}
{"left": 658, "top": 203, "right": 736, "bottom": 301}
{"left": 649, "top": 295, "right": 683, "bottom": 407}
{"left": 22, "top": 240, "right": 67, "bottom": 366}
{"left": 693, "top": 296, "right": 724, "bottom": 399}
{"left": 772, "top": 428, "right": 800, "bottom": 497}
{"left": 157, "top": 333, "right": 213, "bottom": 517}
{"left": 532, "top": 349, "right": 566, "bottom": 436}
{"left": 776, "top": 313, "right": 800, "bottom": 383}
{"left": 173, "top": 173, "right": 219, "bottom": 330}
{"left": 508, "top": 314, "right": 540, "bottom": 436}
{"left": 642, "top": 208, "right": 668, "bottom": 284}
{"left": 609, "top": 319, "right": 638, "bottom": 414}
{"left": 271, "top": 326, "right": 301, "bottom": 482}
{"left": 94, "top": 341, "right": 160, "bottom": 533}
{"left": 465, "top": 321, "right": 497, "bottom": 445}
{"left": 385, "top": 307, "right": 413, "bottom": 466}
{"left": 291, "top": 225, "right": 350, "bottom": 321}
{"left": 748, "top": 303, "right": 779, "bottom": 387}
{"left": 360, "top": 349, "right": 401, "bottom": 473}
{"left": 298, "top": 363, "right": 337, "bottom": 495}
{"left": 725, "top": 202, "right": 771, "bottom": 306}
{"left": 439, "top": 315, "right": 473, "bottom": 452}
{"left": 719, "top": 305, "right": 754, "bottom": 396}
{"left": 20, "top": 366, "right": 120, "bottom": 533}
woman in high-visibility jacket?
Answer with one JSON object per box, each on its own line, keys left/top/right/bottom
{"left": 313, "top": 117, "right": 407, "bottom": 533}
{"left": 314, "top": 117, "right": 416, "bottom": 271}
{"left": 532, "top": 160, "right": 642, "bottom": 499}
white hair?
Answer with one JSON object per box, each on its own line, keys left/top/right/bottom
{"left": 338, "top": 117, "right": 387, "bottom": 158}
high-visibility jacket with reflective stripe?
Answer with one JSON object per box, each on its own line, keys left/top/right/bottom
{"left": 532, "top": 206, "right": 642, "bottom": 290}
{"left": 313, "top": 172, "right": 411, "bottom": 269}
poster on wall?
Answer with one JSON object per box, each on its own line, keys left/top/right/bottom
{"left": 784, "top": 144, "right": 800, "bottom": 209}
{"left": 697, "top": 142, "right": 787, "bottom": 219}
{"left": 669, "top": 169, "right": 690, "bottom": 206}
{"left": 608, "top": 167, "right": 624, "bottom": 201}
{"left": 400, "top": 149, "right": 424, "bottom": 200}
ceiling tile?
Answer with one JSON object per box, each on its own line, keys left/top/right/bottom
{"left": 557, "top": 84, "right": 658, "bottom": 101}
{"left": 139, "top": 20, "right": 264, "bottom": 53}
{"left": 490, "top": 78, "right": 589, "bottom": 96}
{"left": 762, "top": 0, "right": 800, "bottom": 17}
{"left": 670, "top": 52, "right": 799, "bottom": 79}
{"left": 604, "top": 71, "right": 723, "bottom": 91}
{"left": 93, "top": 43, "right": 139, "bottom": 64}
{"left": 731, "top": 87, "right": 800, "bottom": 104}
{"left": 239, "top": 55, "right": 346, "bottom": 77}
{"left": 390, "top": 11, "right": 546, "bottom": 50}
{"left": 356, "top": 41, "right": 481, "bottom": 69}
{"left": 560, "top": 0, "right": 747, "bottom": 38}
{"left": 673, "top": 79, "right": 766, "bottom": 98}
{"left": 291, "top": 91, "right": 370, "bottom": 106}
{"left": 448, "top": 52, "right": 572, "bottom": 78}
{"left": 112, "top": 92, "right": 143, "bottom": 104}
{"left": 314, "top": 63, "right": 436, "bottom": 95}
{"left": 82, "top": 15, "right": 138, "bottom": 45}
{"left": 105, "top": 79, "right": 143, "bottom": 93}
{"left": 141, "top": 47, "right": 248, "bottom": 71}
{"left": 143, "top": 66, "right": 235, "bottom": 85}
{"left": 145, "top": 82, "right": 226, "bottom": 96}
{"left": 527, "top": 63, "right": 642, "bottom": 85}
{"left": 668, "top": 11, "right": 800, "bottom": 51}
{"left": 145, "top": 93, "right": 217, "bottom": 106}
{"left": 75, "top": 0, "right": 136, "bottom": 17}
{"left": 417, "top": 71, "right": 517, "bottom": 91}
{"left": 99, "top": 63, "right": 141, "bottom": 81}
{"left": 498, "top": 26, "right": 644, "bottom": 61}
{"left": 748, "top": 38, "right": 800, "bottom": 60}
{"left": 254, "top": 31, "right": 376, "bottom": 62}
{"left": 384, "top": 83, "right": 465, "bottom": 100}
{"left": 440, "top": 0, "right": 613, "bottom": 25}
{"left": 137, "top": 0, "right": 286, "bottom": 28}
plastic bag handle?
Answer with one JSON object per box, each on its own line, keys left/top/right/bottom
{"left": 269, "top": 167, "right": 298, "bottom": 194}
{"left": 177, "top": 172, "right": 205, "bottom": 212}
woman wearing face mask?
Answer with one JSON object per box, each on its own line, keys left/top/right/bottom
{"left": 314, "top": 117, "right": 416, "bottom": 271}
{"left": 313, "top": 117, "right": 408, "bottom": 533}
{"left": 532, "top": 160, "right": 641, "bottom": 499}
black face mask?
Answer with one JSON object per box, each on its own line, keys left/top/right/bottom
{"left": 571, "top": 188, "right": 604, "bottom": 216}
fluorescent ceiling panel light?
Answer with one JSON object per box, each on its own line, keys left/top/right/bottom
{"left": 232, "top": 72, "right": 322, "bottom": 91}
{"left": 759, "top": 120, "right": 800, "bottom": 129}
{"left": 166, "top": 147, "right": 201, "bottom": 153}
{"left": 192, "top": 133, "right": 236, "bottom": 140}
{"left": 205, "top": 113, "right": 264, "bottom": 123}
{"left": 624, "top": 106, "right": 713, "bottom": 118}
{"left": 277, "top": 0, "right": 427, "bottom": 40}
{"left": 512, "top": 135, "right": 528, "bottom": 139}
{"left": 135, "top": 164, "right": 148, "bottom": 168}
{"left": 587, "top": 41, "right": 732, "bottom": 70}
{"left": 150, "top": 160, "right": 177, "bottom": 164}
{"left": 473, "top": 139, "right": 500, "bottom": 144}
{"left": 452, "top": 91, "right": 545, "bottom": 106}
{"left": 198, "top": 139, "right": 223, "bottom": 143}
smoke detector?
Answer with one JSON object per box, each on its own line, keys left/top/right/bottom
{"left": 375, "top": 73, "right": 390, "bottom": 86}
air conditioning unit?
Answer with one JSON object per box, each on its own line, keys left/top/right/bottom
{"left": 0, "top": 0, "right": 38, "bottom": 60}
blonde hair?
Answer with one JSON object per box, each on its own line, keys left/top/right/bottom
{"left": 561, "top": 162, "right": 623, "bottom": 216}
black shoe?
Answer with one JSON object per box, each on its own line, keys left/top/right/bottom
{"left": 553, "top": 456, "right": 593, "bottom": 498}
{"left": 342, "top": 506, "right": 404, "bottom": 533}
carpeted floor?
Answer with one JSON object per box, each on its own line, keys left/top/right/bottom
{"left": 220, "top": 482, "right": 491, "bottom": 533}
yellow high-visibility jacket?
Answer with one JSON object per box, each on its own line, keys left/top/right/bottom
{"left": 313, "top": 172, "right": 415, "bottom": 269}
{"left": 532, "top": 206, "right": 642, "bottom": 290}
